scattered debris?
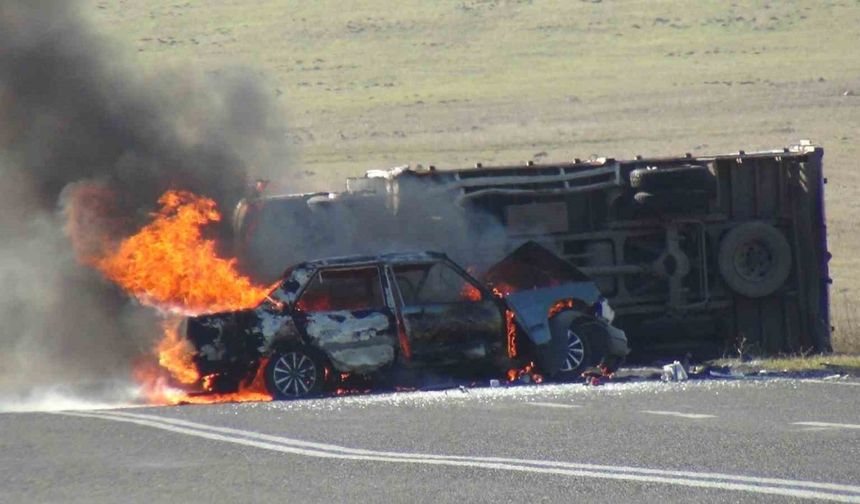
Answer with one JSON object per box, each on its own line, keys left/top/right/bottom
{"left": 662, "top": 361, "right": 689, "bottom": 382}
{"left": 822, "top": 374, "right": 845, "bottom": 381}
{"left": 708, "top": 369, "right": 745, "bottom": 379}
{"left": 581, "top": 363, "right": 616, "bottom": 386}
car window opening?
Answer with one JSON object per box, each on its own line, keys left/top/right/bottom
{"left": 393, "top": 262, "right": 482, "bottom": 305}
{"left": 296, "top": 266, "right": 385, "bottom": 312}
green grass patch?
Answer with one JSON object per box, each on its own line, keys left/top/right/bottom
{"left": 710, "top": 354, "right": 860, "bottom": 375}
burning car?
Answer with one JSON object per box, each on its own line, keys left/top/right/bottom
{"left": 184, "top": 242, "right": 628, "bottom": 399}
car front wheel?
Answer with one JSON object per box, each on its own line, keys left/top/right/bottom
{"left": 265, "top": 347, "right": 327, "bottom": 400}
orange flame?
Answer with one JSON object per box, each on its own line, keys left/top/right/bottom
{"left": 460, "top": 282, "right": 483, "bottom": 302}
{"left": 135, "top": 344, "right": 272, "bottom": 406}
{"left": 506, "top": 361, "right": 543, "bottom": 384}
{"left": 548, "top": 299, "right": 576, "bottom": 319}
{"left": 505, "top": 309, "right": 518, "bottom": 358}
{"left": 491, "top": 282, "right": 516, "bottom": 298}
{"left": 77, "top": 189, "right": 273, "bottom": 405}
{"left": 157, "top": 319, "right": 199, "bottom": 385}
{"left": 95, "top": 190, "right": 268, "bottom": 313}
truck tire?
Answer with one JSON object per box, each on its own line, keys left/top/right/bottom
{"left": 629, "top": 165, "right": 715, "bottom": 193}
{"left": 718, "top": 222, "right": 792, "bottom": 298}
{"left": 634, "top": 189, "right": 712, "bottom": 213}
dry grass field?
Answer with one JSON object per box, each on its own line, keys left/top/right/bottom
{"left": 85, "top": 0, "right": 860, "bottom": 351}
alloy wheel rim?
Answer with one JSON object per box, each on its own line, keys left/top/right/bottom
{"left": 272, "top": 352, "right": 317, "bottom": 397}
{"left": 560, "top": 329, "right": 586, "bottom": 371}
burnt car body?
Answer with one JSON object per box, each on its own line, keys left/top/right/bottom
{"left": 185, "top": 242, "right": 628, "bottom": 399}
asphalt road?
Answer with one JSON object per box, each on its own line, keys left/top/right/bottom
{"left": 2, "top": 377, "right": 859, "bottom": 503}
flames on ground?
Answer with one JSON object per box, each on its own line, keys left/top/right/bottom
{"left": 491, "top": 285, "right": 544, "bottom": 384}
{"left": 70, "top": 188, "right": 272, "bottom": 405}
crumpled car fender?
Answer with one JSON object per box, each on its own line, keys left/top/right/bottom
{"left": 542, "top": 308, "right": 630, "bottom": 375}
{"left": 504, "top": 283, "right": 601, "bottom": 346}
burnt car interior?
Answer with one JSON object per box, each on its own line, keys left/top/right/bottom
{"left": 392, "top": 262, "right": 503, "bottom": 362}
{"left": 296, "top": 266, "right": 386, "bottom": 312}
{"left": 392, "top": 262, "right": 483, "bottom": 304}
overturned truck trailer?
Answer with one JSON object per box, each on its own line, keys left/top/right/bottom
{"left": 234, "top": 142, "right": 830, "bottom": 359}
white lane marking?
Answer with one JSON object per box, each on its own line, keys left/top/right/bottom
{"left": 641, "top": 410, "right": 716, "bottom": 420}
{"left": 55, "top": 410, "right": 860, "bottom": 503}
{"left": 77, "top": 410, "right": 858, "bottom": 491}
{"left": 793, "top": 422, "right": 860, "bottom": 431}
{"left": 801, "top": 380, "right": 860, "bottom": 387}
{"left": 531, "top": 402, "right": 581, "bottom": 409}
{"left": 796, "top": 427, "right": 837, "bottom": 433}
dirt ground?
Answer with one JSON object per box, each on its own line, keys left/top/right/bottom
{"left": 85, "top": 0, "right": 860, "bottom": 351}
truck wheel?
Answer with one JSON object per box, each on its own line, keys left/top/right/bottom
{"left": 629, "top": 165, "right": 715, "bottom": 193}
{"left": 265, "top": 346, "right": 327, "bottom": 400}
{"left": 718, "top": 222, "right": 792, "bottom": 298}
{"left": 634, "top": 189, "right": 711, "bottom": 212}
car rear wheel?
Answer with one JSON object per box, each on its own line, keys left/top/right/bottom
{"left": 265, "top": 347, "right": 327, "bottom": 400}
{"left": 555, "top": 321, "right": 596, "bottom": 379}
{"left": 559, "top": 326, "right": 587, "bottom": 373}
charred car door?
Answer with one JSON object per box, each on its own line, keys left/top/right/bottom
{"left": 293, "top": 265, "right": 399, "bottom": 373}
{"left": 390, "top": 261, "right": 504, "bottom": 365}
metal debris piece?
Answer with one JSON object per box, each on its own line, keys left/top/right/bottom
{"left": 662, "top": 361, "right": 689, "bottom": 382}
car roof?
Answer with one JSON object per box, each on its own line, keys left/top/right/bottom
{"left": 297, "top": 251, "right": 449, "bottom": 270}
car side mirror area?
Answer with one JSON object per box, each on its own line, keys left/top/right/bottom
{"left": 264, "top": 295, "right": 288, "bottom": 313}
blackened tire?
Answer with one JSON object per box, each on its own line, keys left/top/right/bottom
{"left": 265, "top": 346, "right": 328, "bottom": 400}
{"left": 718, "top": 222, "right": 792, "bottom": 298}
{"left": 629, "top": 165, "right": 715, "bottom": 193}
{"left": 634, "top": 189, "right": 712, "bottom": 213}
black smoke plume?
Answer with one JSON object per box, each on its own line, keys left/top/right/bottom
{"left": 0, "top": 0, "right": 289, "bottom": 405}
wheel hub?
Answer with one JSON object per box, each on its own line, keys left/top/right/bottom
{"left": 733, "top": 240, "right": 774, "bottom": 281}
{"left": 272, "top": 352, "right": 317, "bottom": 397}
